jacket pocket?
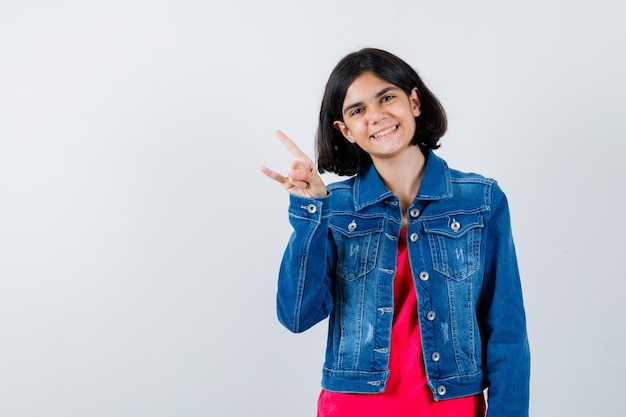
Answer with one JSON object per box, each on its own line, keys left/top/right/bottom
{"left": 330, "top": 215, "right": 383, "bottom": 281}
{"left": 424, "top": 214, "right": 484, "bottom": 281}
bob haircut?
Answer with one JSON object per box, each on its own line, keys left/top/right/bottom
{"left": 316, "top": 48, "right": 447, "bottom": 176}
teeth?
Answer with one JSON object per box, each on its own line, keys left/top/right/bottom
{"left": 373, "top": 126, "right": 397, "bottom": 138}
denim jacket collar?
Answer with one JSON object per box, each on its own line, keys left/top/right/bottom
{"left": 353, "top": 150, "right": 453, "bottom": 211}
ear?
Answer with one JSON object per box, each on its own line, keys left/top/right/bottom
{"left": 409, "top": 87, "right": 421, "bottom": 117}
{"left": 333, "top": 120, "right": 355, "bottom": 143}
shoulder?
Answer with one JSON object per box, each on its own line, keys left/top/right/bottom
{"left": 445, "top": 162, "right": 496, "bottom": 186}
{"left": 326, "top": 175, "right": 357, "bottom": 191}
{"left": 324, "top": 176, "right": 355, "bottom": 211}
{"left": 433, "top": 154, "right": 508, "bottom": 212}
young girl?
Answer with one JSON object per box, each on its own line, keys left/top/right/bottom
{"left": 261, "top": 48, "right": 530, "bottom": 417}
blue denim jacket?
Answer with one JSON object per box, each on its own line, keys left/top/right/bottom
{"left": 276, "top": 151, "right": 530, "bottom": 416}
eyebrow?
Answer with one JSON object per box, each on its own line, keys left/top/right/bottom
{"left": 342, "top": 86, "right": 399, "bottom": 116}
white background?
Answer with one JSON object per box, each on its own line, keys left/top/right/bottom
{"left": 1, "top": 1, "right": 624, "bottom": 416}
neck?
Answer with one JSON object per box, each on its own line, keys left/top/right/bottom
{"left": 373, "top": 147, "right": 426, "bottom": 218}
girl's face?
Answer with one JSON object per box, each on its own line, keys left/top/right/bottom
{"left": 333, "top": 71, "right": 421, "bottom": 163}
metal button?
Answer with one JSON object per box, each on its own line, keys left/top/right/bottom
{"left": 348, "top": 220, "right": 357, "bottom": 232}
{"left": 378, "top": 307, "right": 392, "bottom": 315}
{"left": 431, "top": 352, "right": 440, "bottom": 362}
{"left": 306, "top": 203, "right": 317, "bottom": 214}
{"left": 409, "top": 208, "right": 420, "bottom": 218}
{"left": 450, "top": 220, "right": 460, "bottom": 232}
{"left": 410, "top": 232, "right": 419, "bottom": 242}
{"left": 426, "top": 311, "right": 436, "bottom": 321}
{"left": 437, "top": 385, "right": 446, "bottom": 396}
{"left": 419, "top": 271, "right": 429, "bottom": 281}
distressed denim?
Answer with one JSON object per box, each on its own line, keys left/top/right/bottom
{"left": 276, "top": 151, "right": 530, "bottom": 417}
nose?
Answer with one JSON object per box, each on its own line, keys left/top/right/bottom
{"left": 368, "top": 103, "right": 386, "bottom": 123}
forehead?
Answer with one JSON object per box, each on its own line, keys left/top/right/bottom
{"left": 344, "top": 71, "right": 399, "bottom": 101}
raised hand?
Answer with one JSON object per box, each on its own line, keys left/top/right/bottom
{"left": 260, "top": 130, "right": 328, "bottom": 198}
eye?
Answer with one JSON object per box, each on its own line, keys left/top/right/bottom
{"left": 381, "top": 95, "right": 395, "bottom": 103}
{"left": 350, "top": 107, "right": 364, "bottom": 117}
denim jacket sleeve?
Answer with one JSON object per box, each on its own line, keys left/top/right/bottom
{"left": 480, "top": 183, "right": 531, "bottom": 417}
{"left": 276, "top": 193, "right": 335, "bottom": 333}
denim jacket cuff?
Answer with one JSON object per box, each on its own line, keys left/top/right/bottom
{"left": 288, "top": 193, "right": 332, "bottom": 221}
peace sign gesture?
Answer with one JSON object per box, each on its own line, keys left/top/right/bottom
{"left": 260, "top": 130, "right": 328, "bottom": 198}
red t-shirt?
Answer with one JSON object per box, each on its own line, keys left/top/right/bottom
{"left": 318, "top": 229, "right": 485, "bottom": 417}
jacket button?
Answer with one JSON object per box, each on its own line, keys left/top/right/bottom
{"left": 419, "top": 271, "right": 429, "bottom": 281}
{"left": 348, "top": 220, "right": 357, "bottom": 232}
{"left": 437, "top": 385, "right": 446, "bottom": 396}
{"left": 426, "top": 311, "right": 436, "bottom": 321}
{"left": 410, "top": 232, "right": 419, "bottom": 242}
{"left": 306, "top": 203, "right": 317, "bottom": 213}
{"left": 450, "top": 220, "right": 461, "bottom": 232}
{"left": 431, "top": 352, "right": 440, "bottom": 362}
{"left": 409, "top": 208, "right": 420, "bottom": 218}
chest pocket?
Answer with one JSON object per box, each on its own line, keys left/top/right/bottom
{"left": 330, "top": 215, "right": 383, "bottom": 281}
{"left": 424, "top": 214, "right": 484, "bottom": 281}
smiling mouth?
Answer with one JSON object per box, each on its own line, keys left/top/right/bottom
{"left": 372, "top": 125, "right": 397, "bottom": 139}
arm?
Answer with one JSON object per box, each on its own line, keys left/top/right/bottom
{"left": 261, "top": 130, "right": 333, "bottom": 332}
{"left": 276, "top": 193, "right": 335, "bottom": 332}
{"left": 479, "top": 183, "right": 531, "bottom": 417}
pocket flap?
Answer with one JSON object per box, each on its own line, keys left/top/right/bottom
{"left": 329, "top": 215, "right": 384, "bottom": 237}
{"left": 424, "top": 214, "right": 484, "bottom": 238}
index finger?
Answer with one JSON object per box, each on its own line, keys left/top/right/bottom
{"left": 275, "top": 130, "right": 312, "bottom": 162}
